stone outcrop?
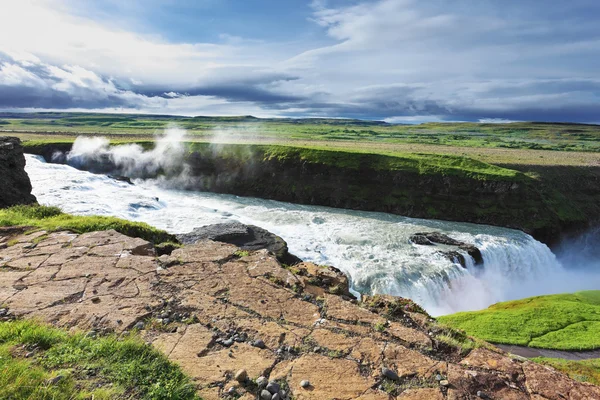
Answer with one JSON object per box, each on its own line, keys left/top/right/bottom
{"left": 1, "top": 227, "right": 598, "bottom": 399}
{"left": 410, "top": 232, "right": 484, "bottom": 268}
{"left": 177, "top": 222, "right": 301, "bottom": 265}
{"left": 0, "top": 137, "right": 37, "bottom": 208}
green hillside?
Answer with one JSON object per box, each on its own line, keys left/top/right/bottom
{"left": 438, "top": 291, "right": 600, "bottom": 351}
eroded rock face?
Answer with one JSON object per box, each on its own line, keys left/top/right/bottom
{"left": 0, "top": 137, "right": 37, "bottom": 208}
{"left": 1, "top": 228, "right": 598, "bottom": 399}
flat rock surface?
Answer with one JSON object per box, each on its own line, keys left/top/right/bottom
{"left": 1, "top": 227, "right": 598, "bottom": 399}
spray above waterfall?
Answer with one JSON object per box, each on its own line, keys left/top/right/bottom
{"left": 64, "top": 127, "right": 188, "bottom": 179}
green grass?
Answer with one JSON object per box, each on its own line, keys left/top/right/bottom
{"left": 0, "top": 205, "right": 175, "bottom": 244}
{"left": 438, "top": 291, "right": 600, "bottom": 350}
{"left": 3, "top": 112, "right": 600, "bottom": 153}
{"left": 533, "top": 357, "right": 600, "bottom": 386}
{"left": 0, "top": 319, "right": 200, "bottom": 400}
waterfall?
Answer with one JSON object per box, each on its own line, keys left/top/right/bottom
{"left": 25, "top": 154, "right": 599, "bottom": 316}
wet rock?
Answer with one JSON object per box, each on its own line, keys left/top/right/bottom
{"left": 409, "top": 234, "right": 434, "bottom": 245}
{"left": 411, "top": 232, "right": 483, "bottom": 266}
{"left": 459, "top": 244, "right": 483, "bottom": 265}
{"left": 414, "top": 232, "right": 463, "bottom": 246}
{"left": 440, "top": 250, "right": 467, "bottom": 268}
{"left": 177, "top": 222, "right": 301, "bottom": 265}
{"left": 108, "top": 175, "right": 133, "bottom": 185}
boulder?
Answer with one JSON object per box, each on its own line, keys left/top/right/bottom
{"left": 0, "top": 137, "right": 37, "bottom": 208}
{"left": 177, "top": 222, "right": 301, "bottom": 265}
{"left": 293, "top": 262, "right": 353, "bottom": 298}
{"left": 410, "top": 231, "right": 483, "bottom": 267}
{"left": 412, "top": 232, "right": 463, "bottom": 246}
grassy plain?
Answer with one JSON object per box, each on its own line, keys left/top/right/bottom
{"left": 0, "top": 319, "right": 200, "bottom": 400}
{"left": 1, "top": 113, "right": 599, "bottom": 151}
{"left": 438, "top": 291, "right": 600, "bottom": 350}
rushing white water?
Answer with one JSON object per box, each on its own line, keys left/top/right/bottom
{"left": 24, "top": 154, "right": 599, "bottom": 316}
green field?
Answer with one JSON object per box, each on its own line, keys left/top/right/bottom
{"left": 0, "top": 205, "right": 175, "bottom": 245}
{"left": 2, "top": 112, "right": 600, "bottom": 153}
{"left": 438, "top": 291, "right": 600, "bottom": 350}
{"left": 0, "top": 320, "right": 200, "bottom": 400}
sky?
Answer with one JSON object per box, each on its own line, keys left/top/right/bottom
{"left": 0, "top": 0, "right": 599, "bottom": 123}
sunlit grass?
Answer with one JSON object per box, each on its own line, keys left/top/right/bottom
{"left": 0, "top": 319, "right": 201, "bottom": 400}
{"left": 0, "top": 205, "right": 175, "bottom": 244}
{"left": 438, "top": 291, "right": 600, "bottom": 350}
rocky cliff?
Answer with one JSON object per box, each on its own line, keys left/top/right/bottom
{"left": 0, "top": 136, "right": 37, "bottom": 208}
{"left": 1, "top": 227, "right": 598, "bottom": 399}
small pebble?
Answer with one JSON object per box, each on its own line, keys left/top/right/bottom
{"left": 256, "top": 376, "right": 268, "bottom": 388}
{"left": 439, "top": 380, "right": 449, "bottom": 387}
{"left": 47, "top": 375, "right": 64, "bottom": 385}
{"left": 253, "top": 339, "right": 266, "bottom": 349}
{"left": 435, "top": 374, "right": 442, "bottom": 381}
{"left": 25, "top": 351, "right": 34, "bottom": 358}
{"left": 133, "top": 321, "right": 145, "bottom": 330}
{"left": 234, "top": 369, "right": 247, "bottom": 382}
{"left": 223, "top": 338, "right": 234, "bottom": 347}
{"left": 381, "top": 367, "right": 399, "bottom": 381}
{"left": 272, "top": 394, "right": 281, "bottom": 400}
{"left": 227, "top": 387, "right": 236, "bottom": 395}
{"left": 313, "top": 346, "right": 321, "bottom": 353}
{"left": 162, "top": 318, "right": 170, "bottom": 324}
{"left": 266, "top": 381, "right": 280, "bottom": 394}
{"left": 300, "top": 380, "right": 310, "bottom": 388}
{"left": 260, "top": 389, "right": 272, "bottom": 400}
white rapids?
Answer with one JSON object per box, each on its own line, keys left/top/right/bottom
{"left": 24, "top": 154, "right": 599, "bottom": 316}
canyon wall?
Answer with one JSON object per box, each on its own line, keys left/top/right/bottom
{"left": 0, "top": 137, "right": 37, "bottom": 208}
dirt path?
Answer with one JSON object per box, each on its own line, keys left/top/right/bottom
{"left": 497, "top": 344, "right": 600, "bottom": 361}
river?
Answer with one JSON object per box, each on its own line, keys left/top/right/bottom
{"left": 24, "top": 154, "right": 600, "bottom": 316}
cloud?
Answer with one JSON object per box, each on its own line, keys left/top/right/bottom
{"left": 0, "top": 0, "right": 599, "bottom": 121}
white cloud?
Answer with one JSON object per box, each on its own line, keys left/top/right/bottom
{"left": 0, "top": 0, "right": 599, "bottom": 121}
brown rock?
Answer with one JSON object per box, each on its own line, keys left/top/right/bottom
{"left": 0, "top": 228, "right": 596, "bottom": 399}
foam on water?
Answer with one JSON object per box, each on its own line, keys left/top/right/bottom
{"left": 25, "top": 154, "right": 599, "bottom": 315}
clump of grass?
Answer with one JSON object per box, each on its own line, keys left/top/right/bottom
{"left": 438, "top": 291, "right": 600, "bottom": 350}
{"left": 0, "top": 205, "right": 176, "bottom": 245}
{"left": 374, "top": 321, "right": 387, "bottom": 333}
{"left": 0, "top": 319, "right": 201, "bottom": 400}
{"left": 234, "top": 250, "right": 250, "bottom": 257}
